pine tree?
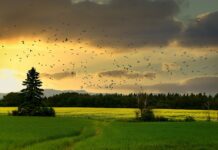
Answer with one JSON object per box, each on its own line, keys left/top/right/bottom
{"left": 12, "top": 67, "right": 55, "bottom": 116}
{"left": 21, "top": 67, "right": 44, "bottom": 107}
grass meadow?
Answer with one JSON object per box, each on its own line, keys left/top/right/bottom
{"left": 0, "top": 116, "right": 218, "bottom": 150}
{"left": 1, "top": 107, "right": 218, "bottom": 149}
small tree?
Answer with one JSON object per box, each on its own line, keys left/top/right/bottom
{"left": 12, "top": 67, "right": 55, "bottom": 116}
{"left": 136, "top": 93, "right": 155, "bottom": 121}
{"left": 137, "top": 93, "right": 147, "bottom": 115}
{"left": 205, "top": 99, "right": 211, "bottom": 121}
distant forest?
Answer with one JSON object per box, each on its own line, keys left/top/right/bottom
{"left": 1, "top": 92, "right": 218, "bottom": 110}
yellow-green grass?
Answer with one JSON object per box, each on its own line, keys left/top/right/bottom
{"left": 1, "top": 107, "right": 218, "bottom": 121}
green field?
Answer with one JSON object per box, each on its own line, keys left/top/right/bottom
{"left": 1, "top": 107, "right": 218, "bottom": 149}
{"left": 0, "top": 116, "right": 218, "bottom": 150}
{"left": 1, "top": 107, "right": 218, "bottom": 121}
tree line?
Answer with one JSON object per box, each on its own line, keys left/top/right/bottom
{"left": 1, "top": 92, "right": 218, "bottom": 110}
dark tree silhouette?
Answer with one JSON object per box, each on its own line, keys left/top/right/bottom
{"left": 12, "top": 67, "right": 55, "bottom": 116}
{"left": 22, "top": 67, "right": 44, "bottom": 107}
{"left": 2, "top": 90, "right": 218, "bottom": 110}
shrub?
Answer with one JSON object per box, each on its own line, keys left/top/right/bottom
{"left": 206, "top": 116, "right": 211, "bottom": 121}
{"left": 11, "top": 110, "right": 19, "bottom": 116}
{"left": 136, "top": 109, "right": 170, "bottom": 122}
{"left": 155, "top": 116, "right": 169, "bottom": 122}
{"left": 12, "top": 107, "right": 55, "bottom": 117}
{"left": 135, "top": 110, "right": 140, "bottom": 120}
{"left": 141, "top": 109, "right": 155, "bottom": 121}
{"left": 184, "top": 116, "right": 195, "bottom": 122}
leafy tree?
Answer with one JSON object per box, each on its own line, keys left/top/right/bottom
{"left": 12, "top": 67, "right": 55, "bottom": 116}
{"left": 136, "top": 93, "right": 156, "bottom": 121}
{"left": 137, "top": 93, "right": 147, "bottom": 116}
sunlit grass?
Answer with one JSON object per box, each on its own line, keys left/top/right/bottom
{"left": 1, "top": 107, "right": 218, "bottom": 121}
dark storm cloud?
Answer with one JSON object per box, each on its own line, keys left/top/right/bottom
{"left": 98, "top": 70, "right": 156, "bottom": 80}
{"left": 179, "top": 11, "right": 218, "bottom": 46}
{"left": 117, "top": 77, "right": 218, "bottom": 94}
{"left": 41, "top": 72, "right": 76, "bottom": 80}
{"left": 0, "top": 0, "right": 182, "bottom": 48}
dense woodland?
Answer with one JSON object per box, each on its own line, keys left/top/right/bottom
{"left": 1, "top": 92, "right": 218, "bottom": 110}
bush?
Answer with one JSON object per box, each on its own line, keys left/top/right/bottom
{"left": 141, "top": 109, "right": 155, "bottom": 121}
{"left": 11, "top": 110, "right": 19, "bottom": 116}
{"left": 136, "top": 109, "right": 170, "bottom": 122}
{"left": 155, "top": 116, "right": 169, "bottom": 122}
{"left": 135, "top": 110, "right": 140, "bottom": 120}
{"left": 184, "top": 116, "right": 195, "bottom": 122}
{"left": 12, "top": 107, "right": 55, "bottom": 117}
{"left": 206, "top": 114, "right": 211, "bottom": 122}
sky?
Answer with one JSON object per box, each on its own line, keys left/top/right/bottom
{"left": 0, "top": 0, "right": 218, "bottom": 95}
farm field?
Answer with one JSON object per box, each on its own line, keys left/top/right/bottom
{"left": 0, "top": 107, "right": 218, "bottom": 121}
{"left": 0, "top": 116, "right": 218, "bottom": 150}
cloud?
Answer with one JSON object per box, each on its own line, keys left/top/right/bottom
{"left": 98, "top": 70, "right": 156, "bottom": 80}
{"left": 115, "top": 77, "right": 218, "bottom": 94}
{"left": 0, "top": 0, "right": 182, "bottom": 48}
{"left": 179, "top": 11, "right": 218, "bottom": 46}
{"left": 41, "top": 72, "right": 76, "bottom": 80}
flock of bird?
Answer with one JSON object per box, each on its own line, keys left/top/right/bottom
{"left": 1, "top": 24, "right": 218, "bottom": 92}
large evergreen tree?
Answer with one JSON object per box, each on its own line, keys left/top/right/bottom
{"left": 22, "top": 67, "right": 44, "bottom": 107}
{"left": 12, "top": 67, "right": 55, "bottom": 116}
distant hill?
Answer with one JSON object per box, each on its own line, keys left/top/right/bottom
{"left": 43, "top": 89, "right": 87, "bottom": 97}
{"left": 0, "top": 93, "right": 6, "bottom": 100}
{"left": 0, "top": 89, "right": 87, "bottom": 99}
